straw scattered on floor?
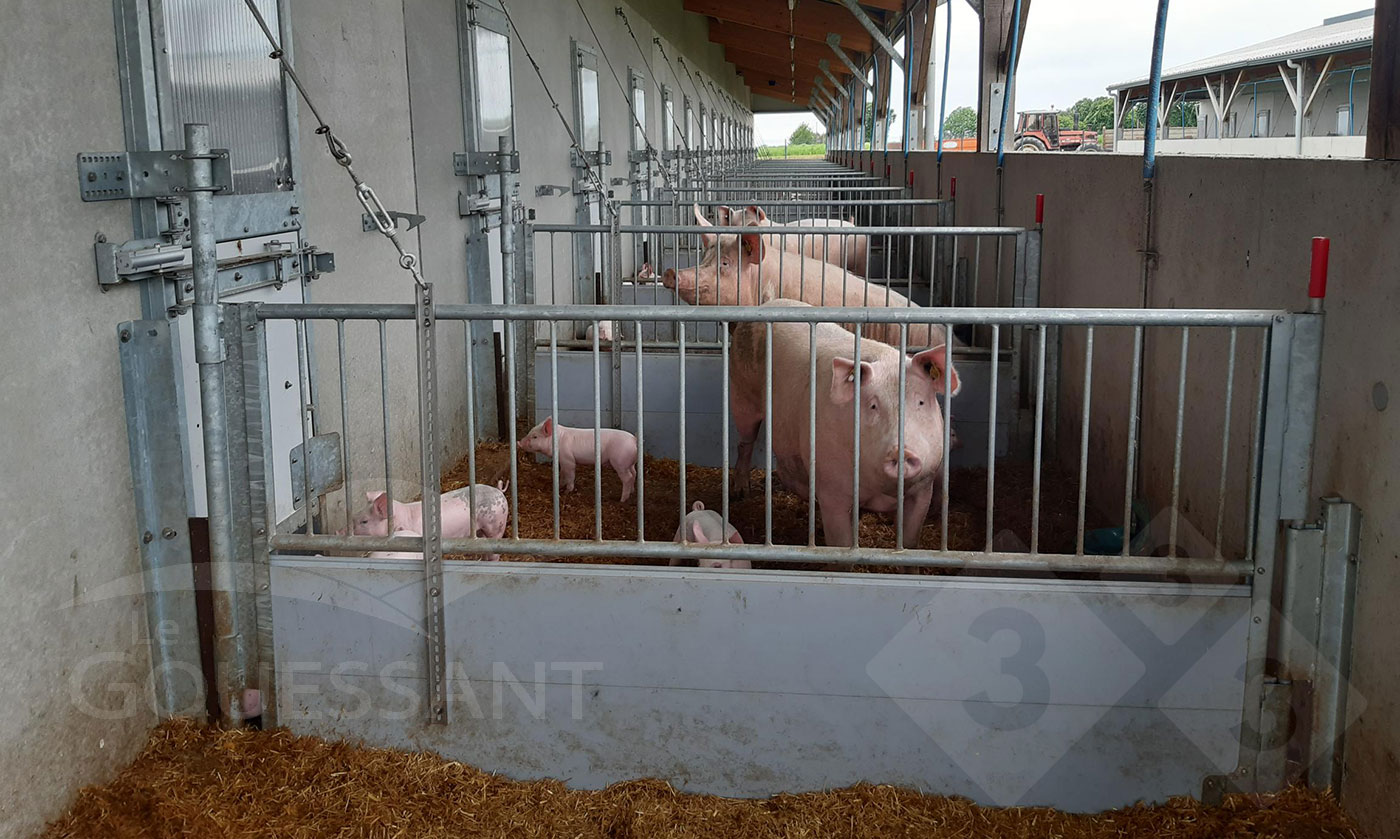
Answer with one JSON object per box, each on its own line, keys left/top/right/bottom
{"left": 44, "top": 720, "right": 1363, "bottom": 839}
{"left": 443, "top": 441, "right": 1110, "bottom": 570}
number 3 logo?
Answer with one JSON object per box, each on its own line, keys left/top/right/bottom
{"left": 962, "top": 607, "right": 1051, "bottom": 731}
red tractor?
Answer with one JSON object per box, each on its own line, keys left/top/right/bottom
{"left": 1014, "top": 109, "right": 1101, "bottom": 152}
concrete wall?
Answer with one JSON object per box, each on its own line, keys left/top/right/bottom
{"left": 0, "top": 4, "right": 162, "bottom": 837}
{"left": 289, "top": 0, "right": 751, "bottom": 517}
{"left": 1115, "top": 136, "right": 1368, "bottom": 158}
{"left": 0, "top": 0, "right": 745, "bottom": 834}
{"left": 851, "top": 145, "right": 1400, "bottom": 836}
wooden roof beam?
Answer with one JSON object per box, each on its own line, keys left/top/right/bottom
{"left": 684, "top": 0, "right": 874, "bottom": 53}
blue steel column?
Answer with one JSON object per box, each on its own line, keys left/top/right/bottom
{"left": 1142, "top": 0, "right": 1171, "bottom": 179}
{"left": 187, "top": 122, "right": 252, "bottom": 723}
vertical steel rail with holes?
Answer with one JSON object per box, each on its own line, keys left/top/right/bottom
{"left": 415, "top": 283, "right": 449, "bottom": 724}
{"left": 187, "top": 122, "right": 254, "bottom": 723}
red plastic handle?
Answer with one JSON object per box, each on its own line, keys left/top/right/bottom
{"left": 950, "top": 177, "right": 957, "bottom": 197}
{"left": 908, "top": 170, "right": 914, "bottom": 187}
{"left": 885, "top": 164, "right": 891, "bottom": 179}
{"left": 1309, "top": 237, "right": 1330, "bottom": 299}
{"left": 1035, "top": 194, "right": 1045, "bottom": 225}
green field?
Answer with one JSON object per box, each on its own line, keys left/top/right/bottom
{"left": 757, "top": 143, "right": 825, "bottom": 159}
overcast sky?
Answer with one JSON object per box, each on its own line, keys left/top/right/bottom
{"left": 755, "top": 0, "right": 1369, "bottom": 144}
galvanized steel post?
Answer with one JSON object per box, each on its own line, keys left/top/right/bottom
{"left": 187, "top": 122, "right": 253, "bottom": 723}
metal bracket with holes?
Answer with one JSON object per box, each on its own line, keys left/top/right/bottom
{"left": 77, "top": 150, "right": 234, "bottom": 201}
{"left": 289, "top": 433, "right": 344, "bottom": 508}
{"left": 535, "top": 184, "right": 570, "bottom": 197}
{"left": 453, "top": 150, "right": 520, "bottom": 176}
{"left": 360, "top": 210, "right": 426, "bottom": 233}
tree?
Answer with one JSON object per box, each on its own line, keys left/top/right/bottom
{"left": 1056, "top": 96, "right": 1115, "bottom": 132}
{"left": 941, "top": 106, "right": 977, "bottom": 138}
{"left": 788, "top": 123, "right": 820, "bottom": 145}
{"left": 859, "top": 102, "right": 900, "bottom": 146}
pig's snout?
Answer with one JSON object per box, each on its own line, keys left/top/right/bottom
{"left": 885, "top": 449, "right": 924, "bottom": 480}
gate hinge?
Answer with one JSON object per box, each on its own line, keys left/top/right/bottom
{"left": 454, "top": 150, "right": 520, "bottom": 176}
{"left": 627, "top": 149, "right": 653, "bottom": 164}
{"left": 77, "top": 149, "right": 234, "bottom": 201}
{"left": 302, "top": 244, "right": 336, "bottom": 280}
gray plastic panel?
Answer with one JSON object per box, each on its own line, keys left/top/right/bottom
{"left": 163, "top": 0, "right": 291, "bottom": 193}
{"left": 271, "top": 559, "right": 1249, "bottom": 811}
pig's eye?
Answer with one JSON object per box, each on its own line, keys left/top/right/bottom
{"left": 918, "top": 400, "right": 925, "bottom": 406}
{"left": 475, "top": 528, "right": 485, "bottom": 538}
{"left": 869, "top": 402, "right": 878, "bottom": 412}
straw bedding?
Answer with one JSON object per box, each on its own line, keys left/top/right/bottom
{"left": 44, "top": 719, "right": 1362, "bottom": 839}
{"left": 442, "top": 442, "right": 1109, "bottom": 569}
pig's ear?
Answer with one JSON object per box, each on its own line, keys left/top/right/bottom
{"left": 365, "top": 491, "right": 379, "bottom": 505}
{"left": 370, "top": 492, "right": 390, "bottom": 517}
{"left": 715, "top": 205, "right": 734, "bottom": 225}
{"left": 694, "top": 204, "right": 717, "bottom": 249}
{"left": 691, "top": 521, "right": 710, "bottom": 544}
{"left": 912, "top": 345, "right": 961, "bottom": 397}
{"left": 727, "top": 529, "right": 744, "bottom": 544}
{"left": 746, "top": 204, "right": 767, "bottom": 223}
{"left": 542, "top": 417, "right": 553, "bottom": 435}
{"left": 692, "top": 500, "right": 705, "bottom": 512}
{"left": 740, "top": 229, "right": 764, "bottom": 263}
{"left": 830, "top": 358, "right": 874, "bottom": 404}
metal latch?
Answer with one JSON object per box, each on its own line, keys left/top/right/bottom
{"left": 454, "top": 150, "right": 520, "bottom": 176}
{"left": 77, "top": 150, "right": 234, "bottom": 201}
{"left": 535, "top": 184, "right": 570, "bottom": 197}
{"left": 360, "top": 210, "right": 425, "bottom": 233}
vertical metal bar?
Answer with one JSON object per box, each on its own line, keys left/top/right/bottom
{"left": 464, "top": 320, "right": 477, "bottom": 540}
{"left": 674, "top": 322, "right": 680, "bottom": 518}
{"left": 550, "top": 321, "right": 560, "bottom": 540}
{"left": 808, "top": 323, "right": 818, "bottom": 547}
{"left": 593, "top": 320, "right": 603, "bottom": 540}
{"left": 984, "top": 324, "right": 1000, "bottom": 552}
{"left": 1031, "top": 326, "right": 1047, "bottom": 554}
{"left": 851, "top": 333, "right": 861, "bottom": 546}
{"left": 506, "top": 318, "right": 519, "bottom": 540}
{"left": 378, "top": 321, "right": 394, "bottom": 536}
{"left": 1214, "top": 327, "right": 1238, "bottom": 558}
{"left": 187, "top": 123, "right": 251, "bottom": 723}
{"left": 1245, "top": 329, "right": 1268, "bottom": 568}
{"left": 1122, "top": 326, "right": 1144, "bottom": 557}
{"left": 295, "top": 320, "right": 314, "bottom": 531}
{"left": 636, "top": 318, "right": 645, "bottom": 540}
{"left": 1168, "top": 327, "right": 1190, "bottom": 558}
{"left": 721, "top": 319, "right": 730, "bottom": 533}
{"left": 1075, "top": 327, "right": 1095, "bottom": 555}
{"left": 414, "top": 282, "right": 448, "bottom": 725}
{"left": 765, "top": 322, "right": 774, "bottom": 546}
{"left": 336, "top": 321, "right": 352, "bottom": 536}
{"left": 896, "top": 324, "right": 907, "bottom": 549}
{"left": 940, "top": 322, "right": 952, "bottom": 551}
